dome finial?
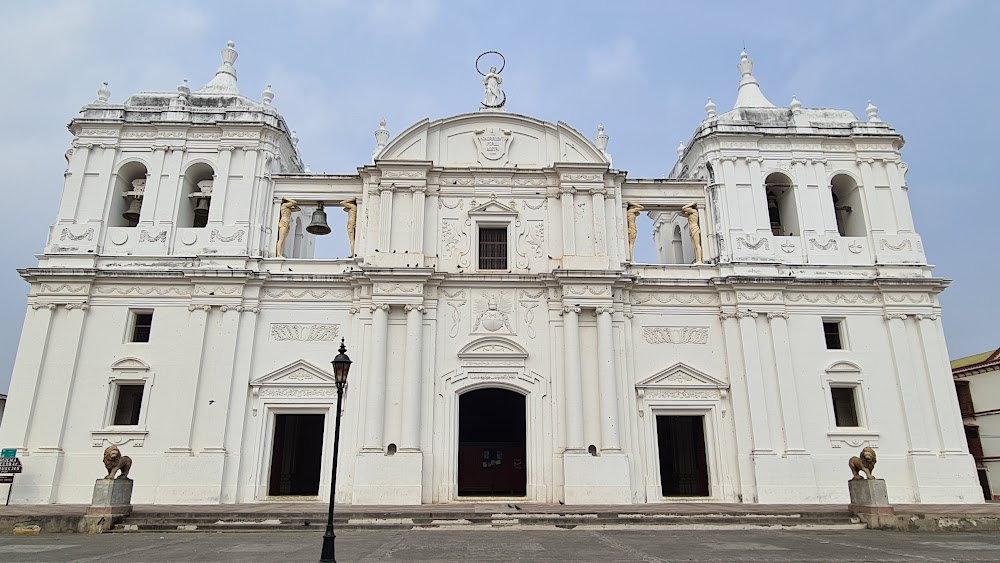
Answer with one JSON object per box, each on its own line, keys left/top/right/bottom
{"left": 195, "top": 40, "right": 241, "bottom": 95}
{"left": 866, "top": 100, "right": 880, "bottom": 122}
{"left": 96, "top": 81, "right": 111, "bottom": 103}
{"left": 705, "top": 97, "right": 717, "bottom": 118}
{"left": 594, "top": 123, "right": 611, "bottom": 165}
{"left": 789, "top": 95, "right": 802, "bottom": 114}
{"left": 677, "top": 141, "right": 686, "bottom": 159}
{"left": 262, "top": 84, "right": 274, "bottom": 105}
{"left": 373, "top": 117, "right": 390, "bottom": 161}
{"left": 733, "top": 50, "right": 774, "bottom": 109}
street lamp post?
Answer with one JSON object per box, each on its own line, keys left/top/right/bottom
{"left": 320, "top": 338, "right": 352, "bottom": 563}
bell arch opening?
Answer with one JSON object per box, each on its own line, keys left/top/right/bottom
{"left": 457, "top": 387, "right": 526, "bottom": 497}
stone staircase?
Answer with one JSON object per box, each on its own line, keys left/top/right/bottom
{"left": 112, "top": 504, "right": 862, "bottom": 532}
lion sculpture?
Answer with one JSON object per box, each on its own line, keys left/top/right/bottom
{"left": 848, "top": 446, "right": 877, "bottom": 480}
{"left": 103, "top": 445, "right": 133, "bottom": 480}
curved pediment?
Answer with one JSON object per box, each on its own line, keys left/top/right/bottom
{"left": 826, "top": 360, "right": 862, "bottom": 374}
{"left": 378, "top": 112, "right": 608, "bottom": 168}
{"left": 111, "top": 357, "right": 150, "bottom": 372}
{"left": 458, "top": 336, "right": 528, "bottom": 360}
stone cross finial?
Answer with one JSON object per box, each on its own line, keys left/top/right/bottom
{"left": 96, "top": 81, "right": 111, "bottom": 104}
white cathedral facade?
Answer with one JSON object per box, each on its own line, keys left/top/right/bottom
{"left": 0, "top": 43, "right": 983, "bottom": 506}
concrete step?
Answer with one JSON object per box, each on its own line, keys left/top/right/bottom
{"left": 112, "top": 511, "right": 860, "bottom": 532}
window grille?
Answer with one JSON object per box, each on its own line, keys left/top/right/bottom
{"left": 479, "top": 227, "right": 507, "bottom": 270}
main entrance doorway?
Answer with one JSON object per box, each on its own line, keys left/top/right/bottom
{"left": 268, "top": 413, "right": 325, "bottom": 496}
{"left": 656, "top": 415, "right": 710, "bottom": 496}
{"left": 458, "top": 388, "right": 526, "bottom": 496}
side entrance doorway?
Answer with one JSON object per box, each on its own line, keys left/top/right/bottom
{"left": 656, "top": 415, "right": 710, "bottom": 497}
{"left": 458, "top": 388, "right": 526, "bottom": 496}
{"left": 268, "top": 413, "right": 325, "bottom": 496}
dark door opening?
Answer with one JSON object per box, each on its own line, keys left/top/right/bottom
{"left": 268, "top": 413, "right": 325, "bottom": 496}
{"left": 458, "top": 388, "right": 526, "bottom": 496}
{"left": 656, "top": 415, "right": 710, "bottom": 497}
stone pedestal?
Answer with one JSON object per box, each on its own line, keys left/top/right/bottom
{"left": 86, "top": 478, "right": 134, "bottom": 517}
{"left": 848, "top": 478, "right": 894, "bottom": 515}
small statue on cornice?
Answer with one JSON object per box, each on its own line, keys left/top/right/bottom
{"left": 680, "top": 202, "right": 703, "bottom": 264}
{"left": 275, "top": 198, "right": 300, "bottom": 258}
{"left": 626, "top": 202, "right": 644, "bottom": 261}
{"left": 341, "top": 198, "right": 357, "bottom": 257}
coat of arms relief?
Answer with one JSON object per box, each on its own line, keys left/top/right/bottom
{"left": 472, "top": 291, "right": 515, "bottom": 334}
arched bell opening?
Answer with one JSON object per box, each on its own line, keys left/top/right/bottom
{"left": 111, "top": 161, "right": 149, "bottom": 227}
{"left": 830, "top": 174, "right": 867, "bottom": 237}
{"left": 457, "top": 387, "right": 527, "bottom": 497}
{"left": 764, "top": 172, "right": 799, "bottom": 237}
{"left": 180, "top": 162, "right": 215, "bottom": 228}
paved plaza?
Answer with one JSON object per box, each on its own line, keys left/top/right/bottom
{"left": 2, "top": 529, "right": 1000, "bottom": 562}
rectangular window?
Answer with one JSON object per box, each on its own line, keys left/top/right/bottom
{"left": 831, "top": 386, "right": 860, "bottom": 427}
{"left": 966, "top": 425, "right": 985, "bottom": 460}
{"left": 956, "top": 380, "right": 975, "bottom": 418}
{"left": 823, "top": 320, "right": 844, "bottom": 350}
{"left": 478, "top": 227, "right": 508, "bottom": 270}
{"left": 130, "top": 311, "right": 153, "bottom": 343}
{"left": 112, "top": 384, "right": 144, "bottom": 426}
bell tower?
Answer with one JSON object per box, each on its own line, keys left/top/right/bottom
{"left": 47, "top": 41, "right": 302, "bottom": 261}
{"left": 673, "top": 51, "right": 923, "bottom": 267}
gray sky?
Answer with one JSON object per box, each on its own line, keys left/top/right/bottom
{"left": 0, "top": 0, "right": 995, "bottom": 393}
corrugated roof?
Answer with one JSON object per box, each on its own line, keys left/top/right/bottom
{"left": 952, "top": 349, "right": 999, "bottom": 369}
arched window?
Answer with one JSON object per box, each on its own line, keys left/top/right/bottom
{"left": 671, "top": 224, "right": 684, "bottom": 263}
{"left": 110, "top": 161, "right": 148, "bottom": 227}
{"left": 180, "top": 163, "right": 214, "bottom": 228}
{"left": 830, "top": 174, "right": 866, "bottom": 237}
{"left": 764, "top": 172, "right": 799, "bottom": 237}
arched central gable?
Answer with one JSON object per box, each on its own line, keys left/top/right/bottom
{"left": 378, "top": 112, "right": 608, "bottom": 168}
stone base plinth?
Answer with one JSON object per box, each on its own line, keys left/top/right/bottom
{"left": 352, "top": 451, "right": 423, "bottom": 505}
{"left": 564, "top": 452, "right": 632, "bottom": 504}
{"left": 848, "top": 478, "right": 894, "bottom": 515}
{"left": 86, "top": 478, "right": 133, "bottom": 517}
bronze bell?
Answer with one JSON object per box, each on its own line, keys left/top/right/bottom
{"left": 122, "top": 196, "right": 142, "bottom": 226}
{"left": 193, "top": 197, "right": 210, "bottom": 228}
{"left": 306, "top": 201, "right": 332, "bottom": 235}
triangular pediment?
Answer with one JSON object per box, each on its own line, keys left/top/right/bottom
{"left": 468, "top": 199, "right": 518, "bottom": 216}
{"left": 250, "top": 359, "right": 336, "bottom": 386}
{"left": 636, "top": 363, "right": 728, "bottom": 389}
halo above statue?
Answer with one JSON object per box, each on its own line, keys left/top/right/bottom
{"left": 476, "top": 51, "right": 506, "bottom": 76}
{"left": 477, "top": 51, "right": 507, "bottom": 110}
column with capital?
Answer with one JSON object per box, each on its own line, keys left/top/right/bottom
{"left": 137, "top": 146, "right": 167, "bottom": 225}
{"left": 401, "top": 304, "right": 424, "bottom": 451}
{"left": 562, "top": 305, "right": 584, "bottom": 450}
{"left": 207, "top": 148, "right": 234, "bottom": 225}
{"left": 0, "top": 304, "right": 57, "bottom": 467}
{"left": 560, "top": 187, "right": 576, "bottom": 256}
{"left": 915, "top": 313, "right": 964, "bottom": 452}
{"left": 364, "top": 303, "right": 390, "bottom": 451}
{"left": 595, "top": 307, "right": 620, "bottom": 450}
{"left": 591, "top": 188, "right": 608, "bottom": 258}
{"left": 410, "top": 186, "right": 426, "bottom": 254}
{"left": 766, "top": 312, "right": 805, "bottom": 452}
{"left": 885, "top": 313, "right": 930, "bottom": 452}
{"left": 378, "top": 184, "right": 394, "bottom": 250}
{"left": 737, "top": 311, "right": 773, "bottom": 453}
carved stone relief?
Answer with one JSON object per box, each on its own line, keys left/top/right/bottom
{"left": 472, "top": 291, "right": 514, "bottom": 334}
{"left": 642, "top": 326, "right": 709, "bottom": 345}
{"left": 270, "top": 324, "right": 340, "bottom": 341}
